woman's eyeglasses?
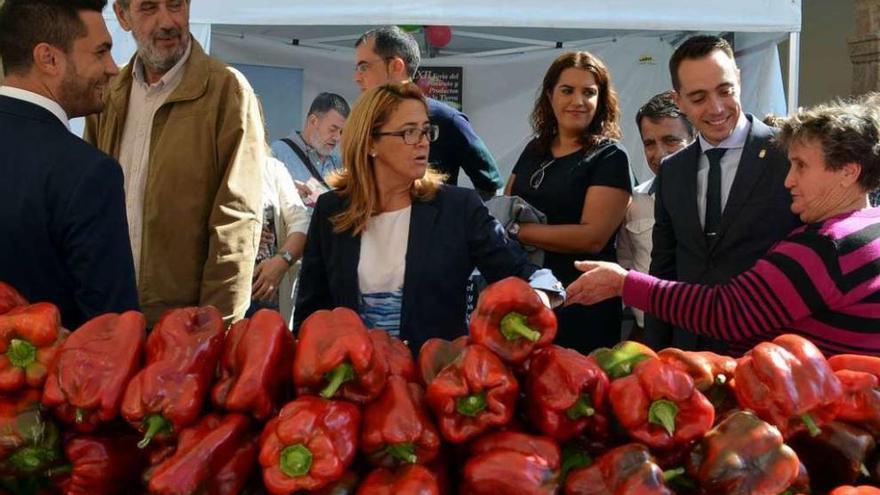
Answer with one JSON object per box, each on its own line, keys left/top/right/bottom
{"left": 529, "top": 159, "right": 556, "bottom": 189}
{"left": 373, "top": 124, "right": 440, "bottom": 145}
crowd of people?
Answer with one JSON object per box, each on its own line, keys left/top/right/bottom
{"left": 1, "top": 0, "right": 878, "bottom": 357}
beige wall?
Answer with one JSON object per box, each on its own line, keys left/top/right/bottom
{"left": 781, "top": 0, "right": 856, "bottom": 107}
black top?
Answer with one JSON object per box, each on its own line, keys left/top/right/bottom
{"left": 0, "top": 96, "right": 139, "bottom": 329}
{"left": 511, "top": 139, "right": 632, "bottom": 284}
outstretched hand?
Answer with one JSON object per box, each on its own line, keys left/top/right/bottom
{"left": 564, "top": 260, "right": 628, "bottom": 307}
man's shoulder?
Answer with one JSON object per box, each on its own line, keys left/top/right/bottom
{"left": 427, "top": 97, "right": 464, "bottom": 123}
{"left": 633, "top": 178, "right": 655, "bottom": 195}
{"left": 658, "top": 140, "right": 699, "bottom": 173}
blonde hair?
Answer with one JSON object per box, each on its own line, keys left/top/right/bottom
{"left": 328, "top": 82, "right": 445, "bottom": 234}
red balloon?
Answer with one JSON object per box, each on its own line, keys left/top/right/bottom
{"left": 425, "top": 25, "right": 452, "bottom": 48}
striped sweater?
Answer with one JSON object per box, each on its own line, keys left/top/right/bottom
{"left": 623, "top": 207, "right": 880, "bottom": 356}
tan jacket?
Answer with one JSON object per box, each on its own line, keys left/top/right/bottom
{"left": 85, "top": 40, "right": 263, "bottom": 326}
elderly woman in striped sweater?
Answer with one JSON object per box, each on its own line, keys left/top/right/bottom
{"left": 566, "top": 95, "right": 880, "bottom": 356}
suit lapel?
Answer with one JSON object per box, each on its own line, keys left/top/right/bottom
{"left": 400, "top": 199, "right": 439, "bottom": 333}
{"left": 337, "top": 223, "right": 362, "bottom": 310}
{"left": 679, "top": 143, "right": 708, "bottom": 252}
{"left": 713, "top": 115, "right": 774, "bottom": 250}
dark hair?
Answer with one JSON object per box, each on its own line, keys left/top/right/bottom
{"left": 669, "top": 35, "right": 735, "bottom": 91}
{"left": 355, "top": 26, "right": 421, "bottom": 79}
{"left": 0, "top": 0, "right": 107, "bottom": 76}
{"left": 308, "top": 92, "right": 351, "bottom": 119}
{"left": 530, "top": 51, "right": 621, "bottom": 153}
{"left": 776, "top": 93, "right": 880, "bottom": 192}
{"left": 635, "top": 91, "right": 694, "bottom": 138}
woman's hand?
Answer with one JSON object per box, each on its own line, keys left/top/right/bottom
{"left": 252, "top": 256, "right": 289, "bottom": 301}
{"left": 564, "top": 260, "right": 628, "bottom": 307}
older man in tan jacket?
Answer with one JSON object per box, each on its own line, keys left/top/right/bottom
{"left": 85, "top": 0, "right": 263, "bottom": 326}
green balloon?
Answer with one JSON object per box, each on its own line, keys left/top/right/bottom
{"left": 399, "top": 25, "right": 421, "bottom": 33}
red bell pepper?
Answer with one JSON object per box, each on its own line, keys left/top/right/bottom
{"left": 425, "top": 344, "right": 519, "bottom": 443}
{"left": 589, "top": 340, "right": 658, "bottom": 379}
{"left": 525, "top": 345, "right": 610, "bottom": 441}
{"left": 788, "top": 421, "right": 876, "bottom": 492}
{"left": 734, "top": 333, "right": 843, "bottom": 438}
{"left": 469, "top": 277, "right": 556, "bottom": 365}
{"left": 54, "top": 433, "right": 144, "bottom": 495}
{"left": 259, "top": 396, "right": 360, "bottom": 494}
{"left": 0, "top": 302, "right": 66, "bottom": 392}
{"left": 417, "top": 336, "right": 468, "bottom": 387}
{"left": 830, "top": 487, "right": 880, "bottom": 495}
{"left": 356, "top": 465, "right": 440, "bottom": 495}
{"left": 609, "top": 357, "right": 714, "bottom": 451}
{"left": 685, "top": 410, "right": 801, "bottom": 495}
{"left": 293, "top": 308, "right": 387, "bottom": 404}
{"left": 564, "top": 443, "right": 675, "bottom": 495}
{"left": 42, "top": 311, "right": 145, "bottom": 432}
{"left": 361, "top": 375, "right": 440, "bottom": 467}
{"left": 147, "top": 412, "right": 255, "bottom": 495}
{"left": 0, "top": 282, "right": 27, "bottom": 315}
{"left": 212, "top": 309, "right": 296, "bottom": 421}
{"left": 312, "top": 471, "right": 360, "bottom": 495}
{"left": 462, "top": 431, "right": 561, "bottom": 495}
{"left": 369, "top": 329, "right": 416, "bottom": 382}
{"left": 0, "top": 388, "right": 63, "bottom": 477}
{"left": 658, "top": 348, "right": 738, "bottom": 416}
{"left": 121, "top": 306, "right": 226, "bottom": 449}
{"left": 829, "top": 354, "right": 880, "bottom": 436}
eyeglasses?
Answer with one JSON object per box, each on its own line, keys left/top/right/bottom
{"left": 529, "top": 159, "right": 556, "bottom": 189}
{"left": 355, "top": 57, "right": 393, "bottom": 73}
{"left": 373, "top": 124, "right": 439, "bottom": 145}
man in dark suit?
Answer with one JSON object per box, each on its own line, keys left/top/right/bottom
{"left": 647, "top": 35, "right": 801, "bottom": 352}
{"left": 0, "top": 0, "right": 138, "bottom": 329}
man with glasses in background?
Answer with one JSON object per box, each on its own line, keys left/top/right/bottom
{"left": 354, "top": 25, "right": 503, "bottom": 199}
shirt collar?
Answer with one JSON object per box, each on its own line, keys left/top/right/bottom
{"left": 0, "top": 86, "right": 70, "bottom": 130}
{"left": 131, "top": 39, "right": 192, "bottom": 90}
{"left": 698, "top": 111, "right": 750, "bottom": 152}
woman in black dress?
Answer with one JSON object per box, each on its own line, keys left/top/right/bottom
{"left": 504, "top": 51, "right": 632, "bottom": 353}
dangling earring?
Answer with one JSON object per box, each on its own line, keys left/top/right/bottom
{"left": 370, "top": 151, "right": 377, "bottom": 158}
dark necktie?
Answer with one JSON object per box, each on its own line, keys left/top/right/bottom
{"left": 704, "top": 148, "right": 727, "bottom": 237}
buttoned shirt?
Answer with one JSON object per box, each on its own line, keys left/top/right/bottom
{"left": 0, "top": 86, "right": 69, "bottom": 129}
{"left": 117, "top": 42, "right": 191, "bottom": 279}
{"left": 696, "top": 112, "right": 750, "bottom": 228}
{"left": 270, "top": 131, "right": 342, "bottom": 184}
{"left": 617, "top": 178, "right": 655, "bottom": 327}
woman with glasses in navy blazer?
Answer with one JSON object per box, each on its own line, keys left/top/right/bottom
{"left": 294, "top": 82, "right": 564, "bottom": 354}
{"left": 504, "top": 51, "right": 632, "bottom": 353}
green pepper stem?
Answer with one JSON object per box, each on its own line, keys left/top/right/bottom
{"left": 456, "top": 392, "right": 487, "bottom": 416}
{"left": 662, "top": 467, "right": 686, "bottom": 482}
{"left": 137, "top": 414, "right": 172, "bottom": 449}
{"left": 7, "top": 338, "right": 37, "bottom": 368}
{"left": 560, "top": 446, "right": 592, "bottom": 479}
{"left": 499, "top": 313, "right": 542, "bottom": 342}
{"left": 800, "top": 412, "right": 821, "bottom": 437}
{"left": 565, "top": 394, "right": 595, "bottom": 420}
{"left": 320, "top": 362, "right": 355, "bottom": 399}
{"left": 279, "top": 444, "right": 313, "bottom": 478}
{"left": 74, "top": 408, "right": 85, "bottom": 424}
{"left": 386, "top": 443, "right": 418, "bottom": 464}
{"left": 714, "top": 374, "right": 727, "bottom": 385}
{"left": 648, "top": 399, "right": 679, "bottom": 436}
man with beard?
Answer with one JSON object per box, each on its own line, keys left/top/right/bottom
{"left": 85, "top": 0, "right": 264, "bottom": 326}
{"left": 0, "top": 0, "right": 139, "bottom": 329}
{"left": 271, "top": 92, "right": 350, "bottom": 208}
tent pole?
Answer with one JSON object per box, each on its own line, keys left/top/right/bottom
{"left": 787, "top": 31, "right": 800, "bottom": 113}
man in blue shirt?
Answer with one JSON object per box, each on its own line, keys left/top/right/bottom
{"left": 271, "top": 92, "right": 349, "bottom": 206}
{"left": 353, "top": 26, "right": 503, "bottom": 199}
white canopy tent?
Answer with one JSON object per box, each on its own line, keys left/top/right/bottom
{"left": 100, "top": 0, "right": 801, "bottom": 184}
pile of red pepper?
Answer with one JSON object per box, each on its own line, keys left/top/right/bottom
{"left": 2, "top": 276, "right": 880, "bottom": 495}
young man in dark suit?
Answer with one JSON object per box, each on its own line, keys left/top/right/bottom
{"left": 647, "top": 35, "right": 801, "bottom": 352}
{"left": 0, "top": 0, "right": 138, "bottom": 329}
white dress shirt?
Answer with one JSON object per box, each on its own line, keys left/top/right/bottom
{"left": 0, "top": 86, "right": 69, "bottom": 129}
{"left": 117, "top": 42, "right": 191, "bottom": 280}
{"left": 696, "top": 112, "right": 750, "bottom": 228}
{"left": 617, "top": 178, "right": 655, "bottom": 327}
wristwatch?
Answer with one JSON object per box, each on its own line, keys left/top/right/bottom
{"left": 278, "top": 250, "right": 295, "bottom": 266}
{"left": 507, "top": 222, "right": 521, "bottom": 240}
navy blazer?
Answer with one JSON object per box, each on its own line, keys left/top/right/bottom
{"left": 294, "top": 185, "right": 562, "bottom": 352}
{"left": 0, "top": 96, "right": 138, "bottom": 329}
{"left": 648, "top": 114, "right": 801, "bottom": 350}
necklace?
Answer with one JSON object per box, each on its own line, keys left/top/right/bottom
{"left": 529, "top": 158, "right": 556, "bottom": 189}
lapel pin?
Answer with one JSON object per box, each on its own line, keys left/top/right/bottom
{"left": 758, "top": 149, "right": 767, "bottom": 159}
